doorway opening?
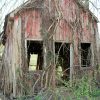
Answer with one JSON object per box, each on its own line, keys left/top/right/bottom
{"left": 55, "top": 42, "right": 70, "bottom": 81}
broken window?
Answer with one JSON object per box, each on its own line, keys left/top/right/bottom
{"left": 55, "top": 42, "right": 70, "bottom": 80}
{"left": 27, "top": 41, "right": 43, "bottom": 71}
{"left": 81, "top": 43, "right": 91, "bottom": 67}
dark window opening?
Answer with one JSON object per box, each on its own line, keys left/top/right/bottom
{"left": 55, "top": 42, "right": 70, "bottom": 81}
{"left": 27, "top": 41, "right": 43, "bottom": 71}
{"left": 81, "top": 43, "right": 91, "bottom": 67}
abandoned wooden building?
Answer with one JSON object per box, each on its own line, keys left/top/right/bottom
{"left": 0, "top": 0, "right": 100, "bottom": 98}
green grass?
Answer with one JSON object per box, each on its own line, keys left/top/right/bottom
{"left": 29, "top": 54, "right": 38, "bottom": 71}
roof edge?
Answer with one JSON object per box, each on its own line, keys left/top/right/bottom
{"left": 76, "top": 0, "right": 99, "bottom": 22}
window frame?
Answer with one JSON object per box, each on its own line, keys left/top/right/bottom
{"left": 80, "top": 43, "right": 92, "bottom": 68}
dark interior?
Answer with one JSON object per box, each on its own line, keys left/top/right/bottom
{"left": 27, "top": 41, "right": 70, "bottom": 80}
{"left": 27, "top": 41, "right": 43, "bottom": 70}
{"left": 55, "top": 42, "right": 70, "bottom": 80}
{"left": 81, "top": 43, "right": 91, "bottom": 67}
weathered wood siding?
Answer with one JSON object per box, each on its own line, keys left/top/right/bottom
{"left": 21, "top": 9, "right": 42, "bottom": 40}
{"left": 2, "top": 16, "right": 23, "bottom": 97}
{"left": 54, "top": 0, "right": 95, "bottom": 42}
{"left": 55, "top": 20, "right": 72, "bottom": 42}
{"left": 13, "top": 0, "right": 96, "bottom": 43}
